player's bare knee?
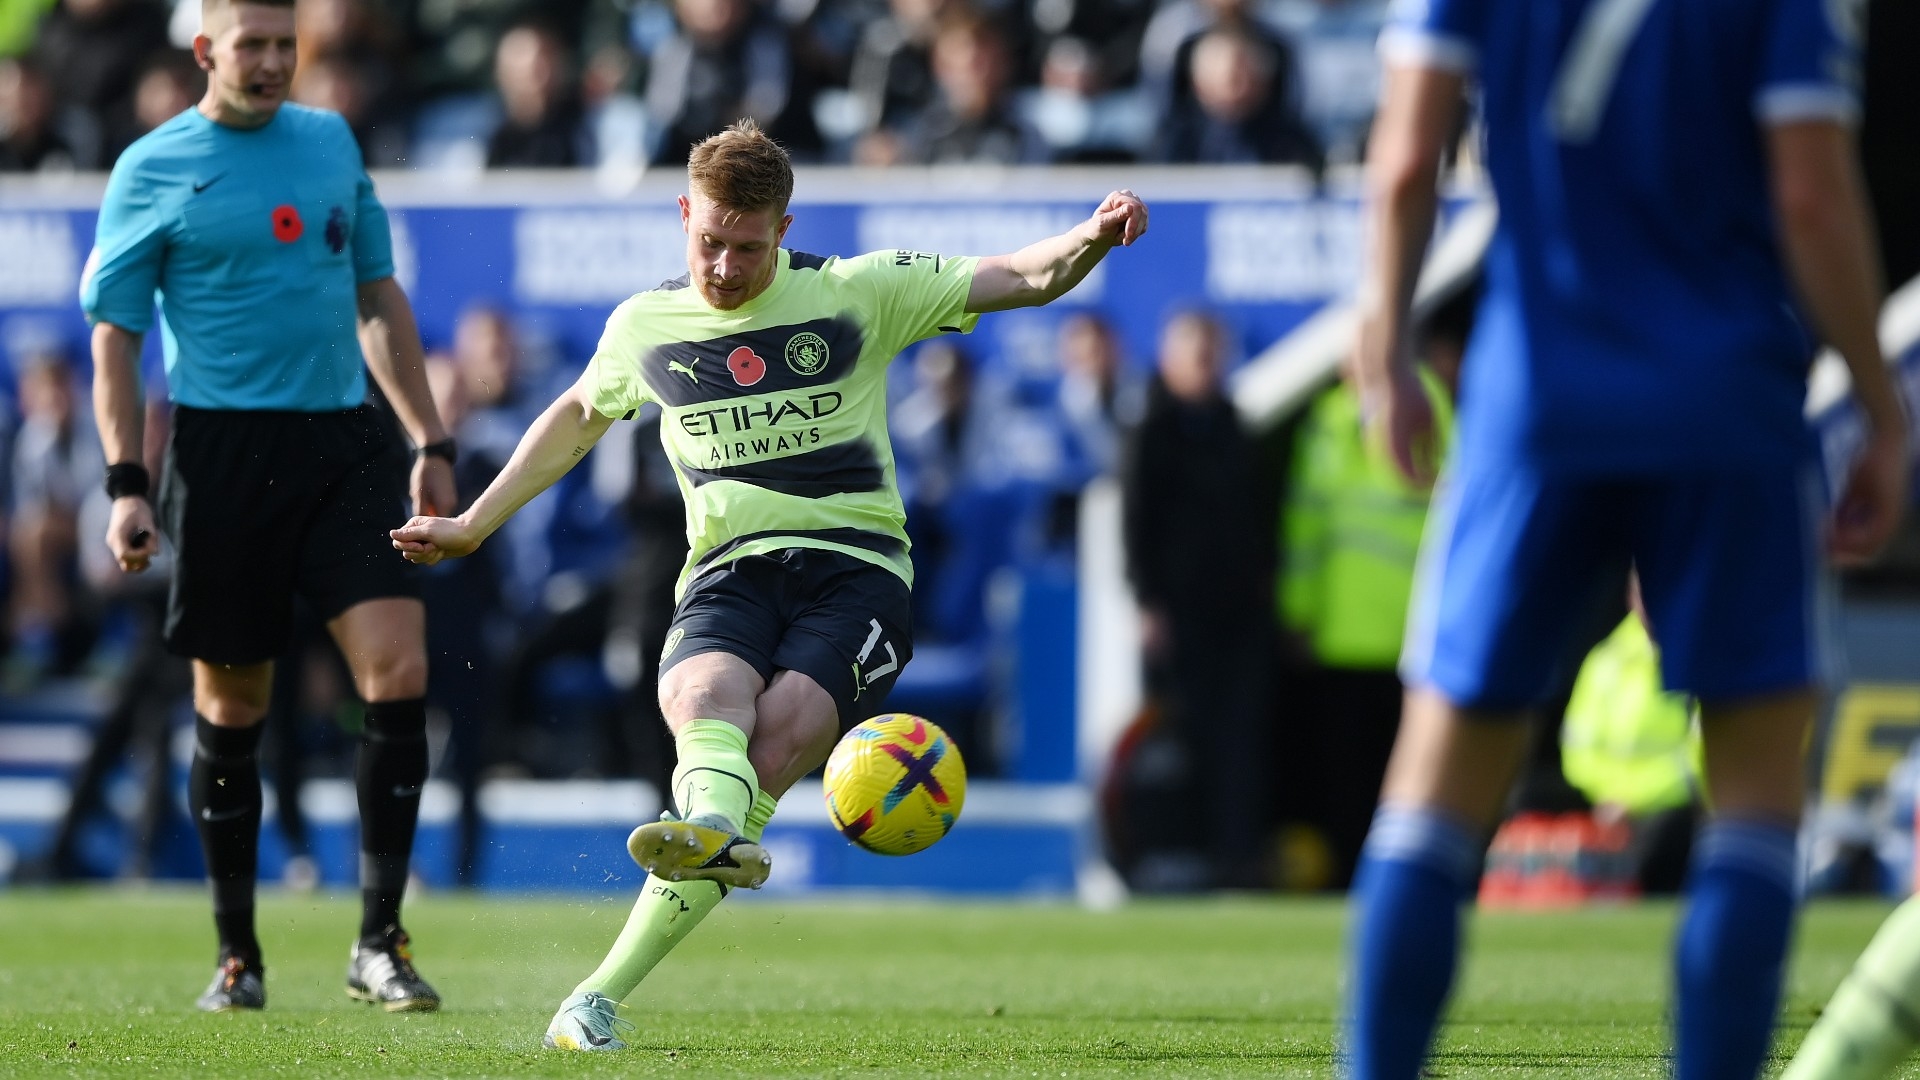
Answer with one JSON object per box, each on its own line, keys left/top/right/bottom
{"left": 354, "top": 648, "right": 428, "bottom": 702}
{"left": 660, "top": 678, "right": 747, "bottom": 730}
{"left": 196, "top": 693, "right": 268, "bottom": 728}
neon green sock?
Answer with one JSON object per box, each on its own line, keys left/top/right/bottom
{"left": 1781, "top": 896, "right": 1920, "bottom": 1080}
{"left": 744, "top": 787, "right": 778, "bottom": 842}
{"left": 670, "top": 719, "right": 757, "bottom": 832}
{"left": 574, "top": 789, "right": 781, "bottom": 1002}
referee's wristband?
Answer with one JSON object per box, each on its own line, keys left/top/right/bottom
{"left": 104, "top": 462, "right": 150, "bottom": 500}
{"left": 416, "top": 437, "right": 458, "bottom": 466}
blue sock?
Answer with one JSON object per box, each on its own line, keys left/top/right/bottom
{"left": 1673, "top": 818, "right": 1799, "bottom": 1080}
{"left": 1344, "top": 806, "right": 1482, "bottom": 1080}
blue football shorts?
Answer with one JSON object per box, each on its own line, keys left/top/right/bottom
{"left": 1400, "top": 457, "right": 1836, "bottom": 711}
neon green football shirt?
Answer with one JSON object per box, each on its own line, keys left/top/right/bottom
{"left": 583, "top": 248, "right": 980, "bottom": 597}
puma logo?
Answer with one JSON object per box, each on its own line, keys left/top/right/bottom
{"left": 668, "top": 358, "right": 699, "bottom": 384}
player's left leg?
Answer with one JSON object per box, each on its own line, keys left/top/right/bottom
{"left": 549, "top": 670, "right": 823, "bottom": 1051}
{"left": 1669, "top": 690, "right": 1814, "bottom": 1080}
{"left": 293, "top": 405, "right": 439, "bottom": 1010}
{"left": 329, "top": 596, "right": 440, "bottom": 1012}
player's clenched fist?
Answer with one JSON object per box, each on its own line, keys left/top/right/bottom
{"left": 106, "top": 496, "right": 159, "bottom": 573}
{"left": 1089, "top": 189, "right": 1147, "bottom": 248}
{"left": 390, "top": 515, "right": 481, "bottom": 565}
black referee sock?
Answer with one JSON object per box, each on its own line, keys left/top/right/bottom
{"left": 189, "top": 714, "right": 264, "bottom": 967}
{"left": 356, "top": 698, "right": 428, "bottom": 943}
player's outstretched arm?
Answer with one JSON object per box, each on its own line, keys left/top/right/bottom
{"left": 358, "top": 276, "right": 457, "bottom": 517}
{"left": 1354, "top": 62, "right": 1465, "bottom": 487}
{"left": 389, "top": 373, "right": 615, "bottom": 565}
{"left": 90, "top": 321, "right": 159, "bottom": 573}
{"left": 1768, "top": 119, "right": 1911, "bottom": 565}
{"left": 964, "top": 190, "right": 1147, "bottom": 313}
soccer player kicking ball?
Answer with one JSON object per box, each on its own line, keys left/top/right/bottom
{"left": 391, "top": 119, "right": 1146, "bottom": 1050}
{"left": 84, "top": 0, "right": 452, "bottom": 1012}
{"left": 1344, "top": 0, "right": 1907, "bottom": 1077}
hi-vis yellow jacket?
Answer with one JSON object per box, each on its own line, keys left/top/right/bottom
{"left": 1280, "top": 370, "right": 1451, "bottom": 670}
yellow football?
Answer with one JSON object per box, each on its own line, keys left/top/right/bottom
{"left": 822, "top": 714, "right": 967, "bottom": 856}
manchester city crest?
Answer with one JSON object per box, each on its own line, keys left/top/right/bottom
{"left": 785, "top": 331, "right": 830, "bottom": 376}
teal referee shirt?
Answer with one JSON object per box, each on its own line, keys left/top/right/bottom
{"left": 80, "top": 104, "right": 395, "bottom": 412}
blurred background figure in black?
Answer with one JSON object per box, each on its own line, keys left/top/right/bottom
{"left": 1119, "top": 310, "right": 1274, "bottom": 890}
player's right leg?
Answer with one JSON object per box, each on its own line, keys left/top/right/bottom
{"left": 158, "top": 406, "right": 311, "bottom": 1011}
{"left": 188, "top": 659, "right": 273, "bottom": 1012}
{"left": 1345, "top": 464, "right": 1630, "bottom": 1078}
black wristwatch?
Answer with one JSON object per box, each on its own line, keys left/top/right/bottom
{"left": 417, "top": 437, "right": 458, "bottom": 466}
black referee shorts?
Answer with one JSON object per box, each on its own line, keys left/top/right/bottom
{"left": 157, "top": 404, "right": 419, "bottom": 666}
{"left": 659, "top": 548, "right": 914, "bottom": 727}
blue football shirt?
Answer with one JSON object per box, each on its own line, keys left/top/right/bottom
{"left": 1381, "top": 0, "right": 1862, "bottom": 472}
{"left": 81, "top": 104, "right": 395, "bottom": 412}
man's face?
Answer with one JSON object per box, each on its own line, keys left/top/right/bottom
{"left": 680, "top": 192, "right": 792, "bottom": 311}
{"left": 197, "top": 3, "right": 297, "bottom": 126}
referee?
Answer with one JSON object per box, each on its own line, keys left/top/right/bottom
{"left": 82, "top": 0, "right": 451, "bottom": 1013}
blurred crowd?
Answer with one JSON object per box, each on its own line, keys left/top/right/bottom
{"left": 0, "top": 0, "right": 1390, "bottom": 174}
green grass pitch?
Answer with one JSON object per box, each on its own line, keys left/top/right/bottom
{"left": 0, "top": 888, "right": 1911, "bottom": 1077}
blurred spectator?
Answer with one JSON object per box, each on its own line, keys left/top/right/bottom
{"left": 294, "top": 0, "right": 405, "bottom": 81}
{"left": 1055, "top": 311, "right": 1143, "bottom": 481}
{"left": 288, "top": 0, "right": 411, "bottom": 166}
{"left": 598, "top": 405, "right": 687, "bottom": 793}
{"left": 893, "top": 339, "right": 999, "bottom": 642}
{"left": 448, "top": 303, "right": 535, "bottom": 469}
{"left": 8, "top": 350, "right": 102, "bottom": 684}
{"left": 127, "top": 49, "right": 197, "bottom": 140}
{"left": 292, "top": 52, "right": 410, "bottom": 167}
{"left": 579, "top": 39, "right": 648, "bottom": 169}
{"left": 1138, "top": 0, "right": 1269, "bottom": 99}
{"left": 846, "top": 0, "right": 958, "bottom": 135}
{"left": 897, "top": 12, "right": 1045, "bottom": 165}
{"left": 30, "top": 0, "right": 171, "bottom": 167}
{"left": 404, "top": 0, "right": 592, "bottom": 100}
{"left": 1024, "top": 0, "right": 1153, "bottom": 90}
{"left": 1120, "top": 311, "right": 1273, "bottom": 888}
{"left": 486, "top": 21, "right": 592, "bottom": 168}
{"left": 22, "top": 397, "right": 180, "bottom": 884}
{"left": 0, "top": 56, "right": 75, "bottom": 172}
{"left": 644, "top": 0, "right": 821, "bottom": 165}
{"left": 1154, "top": 24, "right": 1319, "bottom": 166}
{"left": 418, "top": 353, "right": 514, "bottom": 881}
{"left": 1270, "top": 0, "right": 1386, "bottom": 166}
{"left": 1021, "top": 34, "right": 1152, "bottom": 163}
